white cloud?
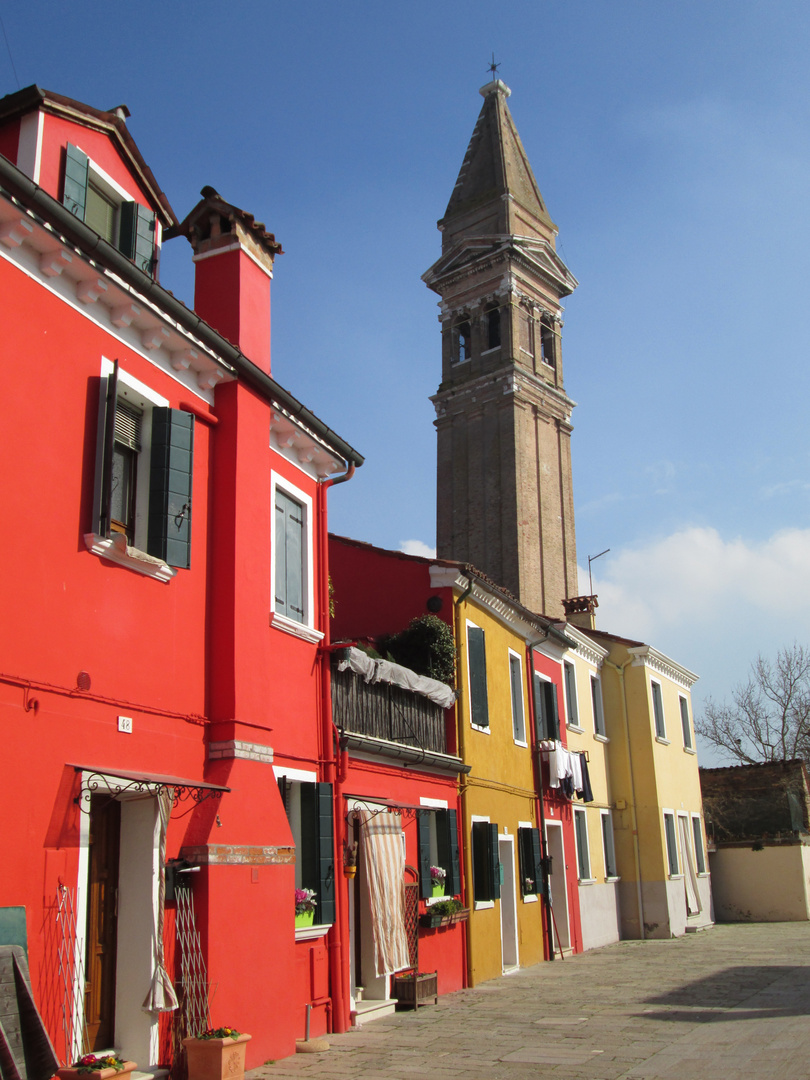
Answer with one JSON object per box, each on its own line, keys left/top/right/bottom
{"left": 399, "top": 539, "right": 436, "bottom": 559}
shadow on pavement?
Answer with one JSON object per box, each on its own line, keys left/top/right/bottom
{"left": 637, "top": 965, "right": 810, "bottom": 1021}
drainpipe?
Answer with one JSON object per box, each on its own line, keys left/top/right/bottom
{"left": 318, "top": 463, "right": 355, "bottom": 1033}
{"left": 527, "top": 637, "right": 556, "bottom": 960}
{"left": 605, "top": 656, "right": 645, "bottom": 940}
{"left": 453, "top": 574, "right": 474, "bottom": 987}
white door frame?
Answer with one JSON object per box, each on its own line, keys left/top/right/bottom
{"left": 498, "top": 834, "right": 519, "bottom": 972}
{"left": 544, "top": 820, "right": 571, "bottom": 951}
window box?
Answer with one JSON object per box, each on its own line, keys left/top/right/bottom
{"left": 419, "top": 907, "right": 469, "bottom": 929}
{"left": 392, "top": 971, "right": 438, "bottom": 1009}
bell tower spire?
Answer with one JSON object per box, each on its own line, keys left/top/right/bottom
{"left": 424, "top": 80, "right": 579, "bottom": 617}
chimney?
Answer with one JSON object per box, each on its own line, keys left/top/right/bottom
{"left": 562, "top": 594, "right": 598, "bottom": 631}
{"left": 166, "top": 187, "right": 283, "bottom": 375}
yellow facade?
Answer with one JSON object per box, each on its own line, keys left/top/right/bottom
{"left": 430, "top": 567, "right": 551, "bottom": 985}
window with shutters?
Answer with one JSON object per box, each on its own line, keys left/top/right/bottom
{"left": 271, "top": 474, "right": 320, "bottom": 641}
{"left": 574, "top": 809, "right": 592, "bottom": 881}
{"left": 533, "top": 672, "right": 560, "bottom": 742}
{"left": 63, "top": 143, "right": 158, "bottom": 276}
{"left": 591, "top": 674, "right": 606, "bottom": 738}
{"left": 517, "top": 824, "right": 544, "bottom": 901}
{"left": 277, "top": 773, "right": 335, "bottom": 926}
{"left": 564, "top": 660, "right": 580, "bottom": 729}
{"left": 601, "top": 811, "right": 618, "bottom": 880}
{"left": 691, "top": 814, "right": 707, "bottom": 874}
{"left": 87, "top": 358, "right": 194, "bottom": 579}
{"left": 508, "top": 650, "right": 526, "bottom": 745}
{"left": 471, "top": 817, "right": 500, "bottom": 906}
{"left": 663, "top": 811, "right": 680, "bottom": 876}
{"left": 651, "top": 680, "right": 667, "bottom": 741}
{"left": 679, "top": 695, "right": 694, "bottom": 750}
{"left": 417, "top": 803, "right": 461, "bottom": 902}
{"left": 466, "top": 622, "right": 489, "bottom": 731}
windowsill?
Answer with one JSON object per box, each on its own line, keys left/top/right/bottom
{"left": 683, "top": 746, "right": 697, "bottom": 755}
{"left": 567, "top": 724, "right": 585, "bottom": 734}
{"left": 697, "top": 872, "right": 710, "bottom": 878}
{"left": 480, "top": 346, "right": 501, "bottom": 356}
{"left": 594, "top": 733, "right": 609, "bottom": 743}
{"left": 451, "top": 357, "right": 471, "bottom": 366}
{"left": 84, "top": 532, "right": 176, "bottom": 582}
{"left": 471, "top": 723, "right": 491, "bottom": 735}
{"left": 605, "top": 876, "right": 620, "bottom": 884}
{"left": 668, "top": 874, "right": 684, "bottom": 881}
{"left": 474, "top": 900, "right": 494, "bottom": 910}
{"left": 522, "top": 894, "right": 538, "bottom": 904}
{"left": 269, "top": 611, "right": 324, "bottom": 644}
{"left": 426, "top": 894, "right": 454, "bottom": 907}
{"left": 655, "top": 736, "right": 670, "bottom": 746}
{"left": 578, "top": 877, "right": 597, "bottom": 886}
{"left": 295, "top": 923, "right": 331, "bottom": 942}
{"left": 513, "top": 739, "right": 529, "bottom": 749}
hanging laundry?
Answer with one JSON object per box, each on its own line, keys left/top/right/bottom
{"left": 577, "top": 753, "right": 594, "bottom": 803}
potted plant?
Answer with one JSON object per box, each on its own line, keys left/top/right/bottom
{"left": 430, "top": 865, "right": 446, "bottom": 897}
{"left": 57, "top": 1055, "right": 137, "bottom": 1080}
{"left": 183, "top": 1026, "right": 251, "bottom": 1080}
{"left": 295, "top": 887, "right": 317, "bottom": 927}
{"left": 419, "top": 898, "right": 470, "bottom": 928}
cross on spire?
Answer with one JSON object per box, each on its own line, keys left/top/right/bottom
{"left": 487, "top": 53, "right": 500, "bottom": 80}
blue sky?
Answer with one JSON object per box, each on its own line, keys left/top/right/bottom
{"left": 4, "top": 1, "right": 810, "bottom": 761}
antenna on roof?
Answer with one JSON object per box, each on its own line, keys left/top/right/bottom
{"left": 487, "top": 53, "right": 501, "bottom": 80}
{"left": 588, "top": 548, "right": 610, "bottom": 595}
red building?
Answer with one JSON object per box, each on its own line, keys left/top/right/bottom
{"left": 0, "top": 86, "right": 363, "bottom": 1069}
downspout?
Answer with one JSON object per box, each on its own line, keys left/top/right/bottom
{"left": 527, "top": 637, "right": 556, "bottom": 961}
{"left": 318, "top": 463, "right": 355, "bottom": 1034}
{"left": 453, "top": 574, "right": 474, "bottom": 988}
{"left": 605, "top": 656, "right": 645, "bottom": 939}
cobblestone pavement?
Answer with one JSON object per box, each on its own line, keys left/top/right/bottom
{"left": 249, "top": 923, "right": 810, "bottom": 1080}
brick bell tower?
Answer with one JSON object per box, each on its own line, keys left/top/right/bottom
{"left": 424, "top": 79, "right": 579, "bottom": 618}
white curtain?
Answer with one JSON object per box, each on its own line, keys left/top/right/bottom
{"left": 142, "top": 789, "right": 179, "bottom": 1013}
{"left": 679, "top": 815, "right": 701, "bottom": 916}
{"left": 359, "top": 810, "right": 410, "bottom": 977}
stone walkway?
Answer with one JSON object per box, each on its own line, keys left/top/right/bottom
{"left": 249, "top": 923, "right": 810, "bottom": 1079}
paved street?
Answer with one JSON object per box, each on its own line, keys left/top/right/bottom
{"left": 251, "top": 923, "right": 810, "bottom": 1079}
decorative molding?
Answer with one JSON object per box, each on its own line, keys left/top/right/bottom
{"left": 179, "top": 844, "right": 295, "bottom": 866}
{"left": 111, "top": 302, "right": 141, "bottom": 328}
{"left": 84, "top": 532, "right": 176, "bottom": 583}
{"left": 40, "top": 249, "right": 72, "bottom": 278}
{"left": 628, "top": 645, "right": 698, "bottom": 689}
{"left": 268, "top": 611, "right": 324, "bottom": 644}
{"left": 76, "top": 277, "right": 107, "bottom": 304}
{"left": 561, "top": 624, "right": 608, "bottom": 668}
{"left": 269, "top": 408, "right": 345, "bottom": 480}
{"left": 0, "top": 216, "right": 33, "bottom": 248}
{"left": 295, "top": 923, "right": 331, "bottom": 942}
{"left": 141, "top": 326, "right": 171, "bottom": 351}
{"left": 208, "top": 740, "right": 274, "bottom": 764}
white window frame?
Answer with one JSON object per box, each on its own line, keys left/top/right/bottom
{"left": 470, "top": 813, "right": 494, "bottom": 909}
{"left": 420, "top": 796, "right": 450, "bottom": 906}
{"left": 663, "top": 810, "right": 681, "bottom": 878}
{"left": 651, "top": 679, "right": 668, "bottom": 742}
{"left": 270, "top": 471, "right": 322, "bottom": 643}
{"left": 72, "top": 146, "right": 163, "bottom": 252}
{"left": 517, "top": 819, "right": 538, "bottom": 904}
{"left": 563, "top": 659, "right": 581, "bottom": 731}
{"left": 508, "top": 649, "right": 527, "bottom": 746}
{"left": 466, "top": 619, "right": 490, "bottom": 734}
{"left": 590, "top": 673, "right": 606, "bottom": 739}
{"left": 679, "top": 694, "right": 694, "bottom": 752}
{"left": 691, "top": 813, "right": 708, "bottom": 875}
{"left": 600, "top": 810, "right": 619, "bottom": 881}
{"left": 574, "top": 808, "right": 594, "bottom": 883}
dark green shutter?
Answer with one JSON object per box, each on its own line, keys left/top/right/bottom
{"left": 488, "top": 822, "right": 501, "bottom": 900}
{"left": 316, "top": 782, "right": 335, "bottom": 925}
{"left": 300, "top": 783, "right": 319, "bottom": 897}
{"left": 546, "top": 682, "right": 560, "bottom": 741}
{"left": 472, "top": 820, "right": 489, "bottom": 902}
{"left": 440, "top": 807, "right": 460, "bottom": 898}
{"left": 535, "top": 675, "right": 560, "bottom": 741}
{"left": 119, "top": 202, "right": 157, "bottom": 275}
{"left": 510, "top": 654, "right": 524, "bottom": 740}
{"left": 277, "top": 776, "right": 291, "bottom": 815}
{"left": 518, "top": 828, "right": 530, "bottom": 895}
{"left": 467, "top": 625, "right": 489, "bottom": 728}
{"left": 417, "top": 811, "right": 432, "bottom": 899}
{"left": 63, "top": 143, "right": 89, "bottom": 219}
{"left": 98, "top": 361, "right": 119, "bottom": 537}
{"left": 531, "top": 828, "right": 544, "bottom": 897}
{"left": 147, "top": 408, "right": 194, "bottom": 569}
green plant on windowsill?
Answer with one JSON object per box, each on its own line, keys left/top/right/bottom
{"left": 428, "top": 898, "right": 464, "bottom": 917}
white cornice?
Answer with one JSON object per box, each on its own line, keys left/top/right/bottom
{"left": 558, "top": 623, "right": 607, "bottom": 669}
{"left": 628, "top": 645, "right": 698, "bottom": 690}
{"left": 429, "top": 564, "right": 556, "bottom": 646}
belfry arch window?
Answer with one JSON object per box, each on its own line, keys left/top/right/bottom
{"left": 540, "top": 319, "right": 556, "bottom": 368}
{"left": 486, "top": 306, "right": 501, "bottom": 350}
{"left": 453, "top": 319, "right": 472, "bottom": 364}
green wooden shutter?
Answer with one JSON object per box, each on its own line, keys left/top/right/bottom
{"left": 147, "top": 408, "right": 194, "bottom": 569}
{"left": 63, "top": 143, "right": 89, "bottom": 220}
{"left": 300, "top": 783, "right": 318, "bottom": 895}
{"left": 517, "top": 828, "right": 531, "bottom": 895}
{"left": 533, "top": 672, "right": 545, "bottom": 740}
{"left": 275, "top": 490, "right": 305, "bottom": 622}
{"left": 488, "top": 822, "right": 501, "bottom": 900}
{"left": 531, "top": 827, "right": 544, "bottom": 897}
{"left": 444, "top": 809, "right": 461, "bottom": 897}
{"left": 98, "top": 361, "right": 119, "bottom": 537}
{"left": 509, "top": 654, "right": 524, "bottom": 740}
{"left": 546, "top": 682, "right": 560, "bottom": 741}
{"left": 467, "top": 625, "right": 489, "bottom": 728}
{"left": 119, "top": 202, "right": 157, "bottom": 275}
{"left": 417, "top": 811, "right": 432, "bottom": 899}
{"left": 472, "top": 820, "right": 489, "bottom": 902}
{"left": 316, "top": 782, "right": 335, "bottom": 925}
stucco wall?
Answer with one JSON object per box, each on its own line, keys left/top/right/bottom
{"left": 710, "top": 845, "right": 810, "bottom": 922}
{"left": 578, "top": 882, "right": 620, "bottom": 950}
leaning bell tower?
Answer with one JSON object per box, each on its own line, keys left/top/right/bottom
{"left": 424, "top": 79, "right": 579, "bottom": 618}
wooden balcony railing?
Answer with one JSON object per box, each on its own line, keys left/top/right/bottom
{"left": 331, "top": 664, "right": 449, "bottom": 755}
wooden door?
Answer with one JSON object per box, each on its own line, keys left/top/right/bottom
{"left": 85, "top": 797, "right": 121, "bottom": 1050}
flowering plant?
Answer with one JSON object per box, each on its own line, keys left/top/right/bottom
{"left": 524, "top": 877, "right": 535, "bottom": 893}
{"left": 430, "top": 865, "right": 446, "bottom": 883}
{"left": 295, "top": 887, "right": 317, "bottom": 914}
{"left": 73, "top": 1055, "right": 128, "bottom": 1073}
{"left": 197, "top": 1026, "right": 242, "bottom": 1040}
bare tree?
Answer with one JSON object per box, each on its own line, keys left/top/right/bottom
{"left": 696, "top": 644, "right": 810, "bottom": 763}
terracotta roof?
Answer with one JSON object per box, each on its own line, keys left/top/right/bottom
{"left": 579, "top": 626, "right": 646, "bottom": 649}
{"left": 165, "top": 186, "right": 283, "bottom": 258}
{"left": 0, "top": 85, "right": 177, "bottom": 227}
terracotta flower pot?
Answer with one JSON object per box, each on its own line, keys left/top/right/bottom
{"left": 57, "top": 1062, "right": 137, "bottom": 1080}
{"left": 183, "top": 1035, "right": 251, "bottom": 1080}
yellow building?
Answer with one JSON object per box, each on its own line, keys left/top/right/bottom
{"left": 430, "top": 563, "right": 567, "bottom": 984}
{"left": 583, "top": 628, "right": 712, "bottom": 939}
